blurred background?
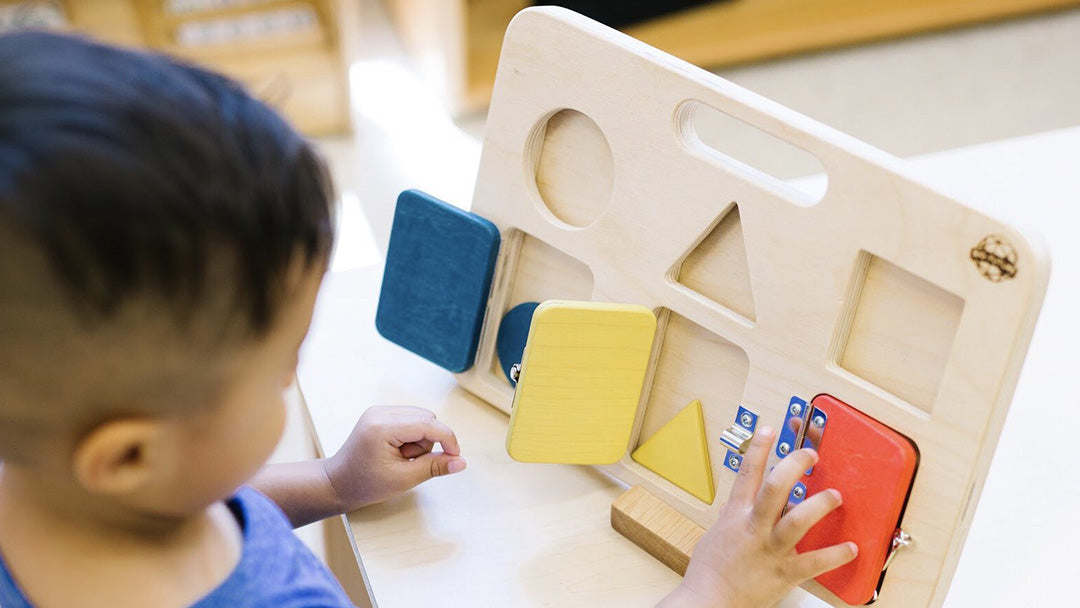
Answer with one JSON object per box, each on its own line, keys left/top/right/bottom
{"left": 3, "top": 0, "right": 1078, "bottom": 252}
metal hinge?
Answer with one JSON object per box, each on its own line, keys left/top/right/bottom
{"left": 882, "top": 528, "right": 913, "bottom": 572}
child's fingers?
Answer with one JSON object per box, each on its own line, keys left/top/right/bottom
{"left": 405, "top": 452, "right": 467, "bottom": 484}
{"left": 750, "top": 449, "right": 817, "bottom": 527}
{"left": 789, "top": 542, "right": 859, "bottom": 581}
{"left": 727, "top": 427, "right": 775, "bottom": 506}
{"left": 399, "top": 440, "right": 434, "bottom": 459}
{"left": 390, "top": 406, "right": 438, "bottom": 420}
{"left": 371, "top": 405, "right": 437, "bottom": 421}
{"left": 391, "top": 418, "right": 462, "bottom": 457}
{"left": 771, "top": 488, "right": 842, "bottom": 550}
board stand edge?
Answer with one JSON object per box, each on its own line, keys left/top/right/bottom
{"left": 610, "top": 485, "right": 704, "bottom": 576}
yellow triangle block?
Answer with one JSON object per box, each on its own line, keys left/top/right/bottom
{"left": 632, "top": 400, "right": 715, "bottom": 504}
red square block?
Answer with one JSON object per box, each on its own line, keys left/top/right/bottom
{"left": 797, "top": 394, "right": 918, "bottom": 605}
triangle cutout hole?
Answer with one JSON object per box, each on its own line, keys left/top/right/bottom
{"left": 672, "top": 204, "right": 756, "bottom": 322}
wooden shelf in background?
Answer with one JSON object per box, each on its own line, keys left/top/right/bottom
{"left": 387, "top": 0, "right": 1080, "bottom": 114}
{"left": 0, "top": 0, "right": 350, "bottom": 135}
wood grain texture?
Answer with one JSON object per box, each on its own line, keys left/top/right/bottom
{"left": 375, "top": 190, "right": 501, "bottom": 373}
{"left": 507, "top": 301, "right": 657, "bottom": 464}
{"left": 674, "top": 204, "right": 756, "bottom": 322}
{"left": 838, "top": 253, "right": 966, "bottom": 414}
{"left": 637, "top": 311, "right": 748, "bottom": 503}
{"left": 610, "top": 486, "right": 703, "bottom": 576}
{"left": 452, "top": 8, "right": 1050, "bottom": 607}
{"left": 533, "top": 108, "right": 615, "bottom": 227}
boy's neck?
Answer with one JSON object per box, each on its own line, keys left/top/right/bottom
{"left": 1, "top": 463, "right": 185, "bottom": 537}
{"left": 0, "top": 463, "right": 243, "bottom": 608}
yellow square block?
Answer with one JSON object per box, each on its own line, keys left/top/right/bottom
{"left": 506, "top": 301, "right": 657, "bottom": 464}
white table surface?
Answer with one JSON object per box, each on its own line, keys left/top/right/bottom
{"left": 299, "top": 125, "right": 1080, "bottom": 607}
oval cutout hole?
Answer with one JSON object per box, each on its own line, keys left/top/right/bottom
{"left": 532, "top": 109, "right": 614, "bottom": 227}
{"left": 678, "top": 101, "right": 828, "bottom": 205}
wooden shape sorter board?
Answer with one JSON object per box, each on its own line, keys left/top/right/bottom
{"left": 376, "top": 7, "right": 1049, "bottom": 608}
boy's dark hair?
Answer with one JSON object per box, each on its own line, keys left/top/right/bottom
{"left": 0, "top": 31, "right": 334, "bottom": 336}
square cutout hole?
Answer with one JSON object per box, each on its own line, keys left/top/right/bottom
{"left": 836, "top": 252, "right": 964, "bottom": 414}
{"left": 489, "top": 231, "right": 595, "bottom": 383}
{"left": 634, "top": 309, "right": 749, "bottom": 503}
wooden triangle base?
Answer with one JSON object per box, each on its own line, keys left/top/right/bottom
{"left": 610, "top": 486, "right": 704, "bottom": 576}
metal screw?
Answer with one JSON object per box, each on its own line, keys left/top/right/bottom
{"left": 739, "top": 412, "right": 753, "bottom": 427}
{"left": 791, "top": 485, "right": 806, "bottom": 500}
{"left": 812, "top": 415, "right": 825, "bottom": 428}
{"left": 728, "top": 455, "right": 741, "bottom": 469}
{"left": 778, "top": 442, "right": 791, "bottom": 455}
{"left": 789, "top": 403, "right": 803, "bottom": 416}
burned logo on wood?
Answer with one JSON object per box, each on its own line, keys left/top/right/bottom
{"left": 970, "top": 235, "right": 1018, "bottom": 282}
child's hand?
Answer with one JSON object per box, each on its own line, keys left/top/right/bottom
{"left": 660, "top": 427, "right": 857, "bottom": 608}
{"left": 323, "top": 406, "right": 467, "bottom": 510}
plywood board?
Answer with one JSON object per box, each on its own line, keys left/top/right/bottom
{"left": 450, "top": 8, "right": 1049, "bottom": 607}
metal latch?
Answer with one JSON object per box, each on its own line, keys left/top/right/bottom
{"left": 881, "top": 528, "right": 913, "bottom": 572}
{"left": 508, "top": 363, "right": 522, "bottom": 408}
{"left": 776, "top": 396, "right": 827, "bottom": 472}
{"left": 871, "top": 529, "right": 914, "bottom": 602}
{"left": 721, "top": 406, "right": 758, "bottom": 472}
{"left": 720, "top": 406, "right": 757, "bottom": 453}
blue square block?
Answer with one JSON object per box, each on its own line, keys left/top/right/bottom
{"left": 376, "top": 190, "right": 500, "bottom": 373}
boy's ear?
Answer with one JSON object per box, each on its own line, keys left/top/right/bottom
{"left": 71, "top": 418, "right": 165, "bottom": 496}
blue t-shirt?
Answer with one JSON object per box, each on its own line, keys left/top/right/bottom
{"left": 0, "top": 486, "right": 355, "bottom": 607}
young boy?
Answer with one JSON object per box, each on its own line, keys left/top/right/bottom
{"left": 0, "top": 32, "right": 855, "bottom": 608}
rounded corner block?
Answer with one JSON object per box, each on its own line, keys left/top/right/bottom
{"left": 797, "top": 394, "right": 919, "bottom": 605}
{"left": 375, "top": 189, "right": 501, "bottom": 373}
{"left": 506, "top": 301, "right": 657, "bottom": 464}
